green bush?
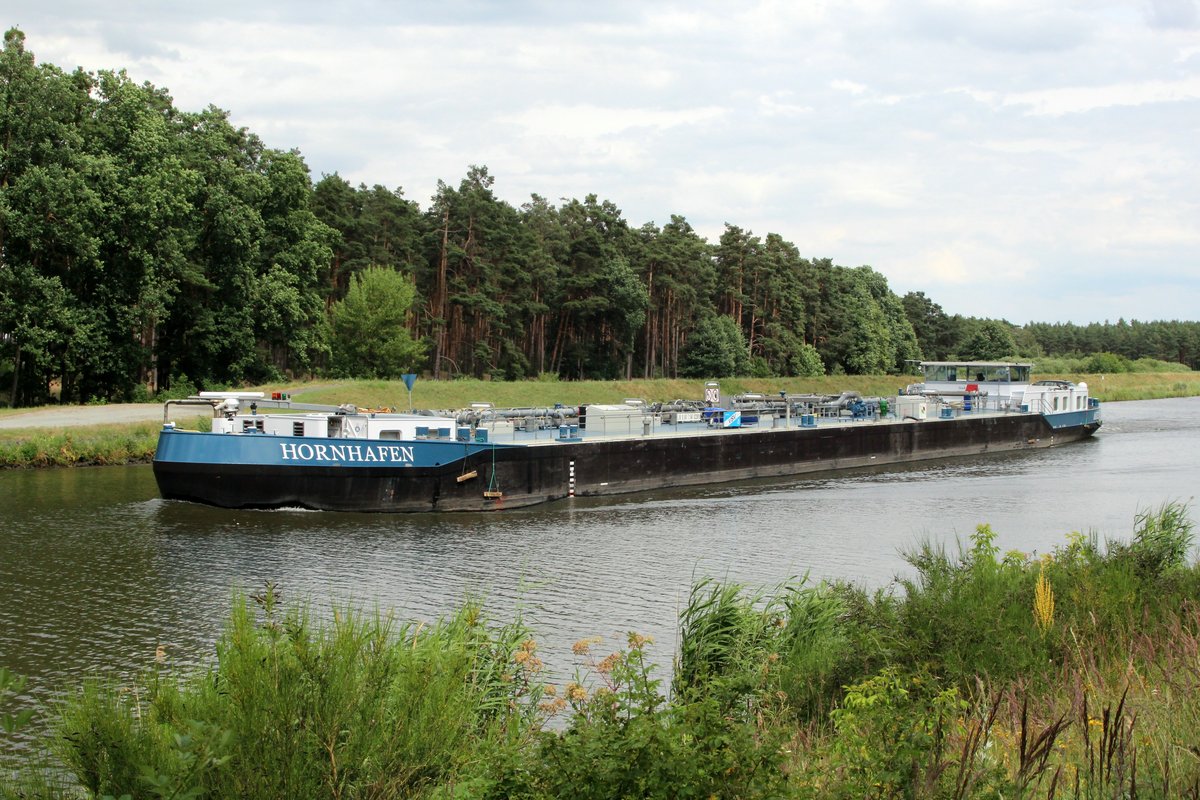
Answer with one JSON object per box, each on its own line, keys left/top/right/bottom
{"left": 52, "top": 586, "right": 543, "bottom": 799}
{"left": 488, "top": 632, "right": 788, "bottom": 800}
{"left": 1129, "top": 356, "right": 1190, "bottom": 372}
{"left": 1085, "top": 351, "right": 1130, "bottom": 373}
{"left": 679, "top": 315, "right": 750, "bottom": 378}
{"left": 893, "top": 525, "right": 1052, "bottom": 687}
{"left": 823, "top": 667, "right": 966, "bottom": 798}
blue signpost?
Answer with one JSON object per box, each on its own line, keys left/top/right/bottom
{"left": 401, "top": 373, "right": 417, "bottom": 411}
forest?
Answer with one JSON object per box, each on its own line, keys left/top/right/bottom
{"left": 2, "top": 27, "right": 1198, "bottom": 407}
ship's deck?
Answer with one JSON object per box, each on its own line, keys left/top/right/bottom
{"left": 493, "top": 406, "right": 1025, "bottom": 447}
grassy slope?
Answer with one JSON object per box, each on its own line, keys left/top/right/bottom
{"left": 283, "top": 371, "right": 1200, "bottom": 410}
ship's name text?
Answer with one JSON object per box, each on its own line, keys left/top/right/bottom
{"left": 279, "top": 443, "right": 414, "bottom": 463}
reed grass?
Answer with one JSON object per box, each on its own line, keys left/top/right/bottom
{"left": 681, "top": 501, "right": 1200, "bottom": 797}
{"left": 5, "top": 504, "right": 1199, "bottom": 798}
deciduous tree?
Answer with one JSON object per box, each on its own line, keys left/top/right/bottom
{"left": 329, "top": 266, "right": 425, "bottom": 378}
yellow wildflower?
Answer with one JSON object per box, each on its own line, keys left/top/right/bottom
{"left": 572, "top": 636, "right": 602, "bottom": 656}
{"left": 597, "top": 653, "right": 621, "bottom": 674}
{"left": 539, "top": 697, "right": 568, "bottom": 715}
{"left": 627, "top": 632, "right": 654, "bottom": 649}
{"left": 1033, "top": 564, "right": 1055, "bottom": 633}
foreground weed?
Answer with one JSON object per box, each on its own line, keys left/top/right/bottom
{"left": 1034, "top": 557, "right": 1055, "bottom": 635}
{"left": 510, "top": 632, "right": 788, "bottom": 800}
{"left": 51, "top": 584, "right": 544, "bottom": 799}
{"left": 818, "top": 668, "right": 966, "bottom": 797}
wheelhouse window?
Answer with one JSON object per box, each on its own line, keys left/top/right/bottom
{"left": 923, "top": 364, "right": 1030, "bottom": 383}
{"left": 924, "top": 365, "right": 958, "bottom": 381}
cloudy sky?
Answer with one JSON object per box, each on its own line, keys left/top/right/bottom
{"left": 7, "top": 1, "right": 1199, "bottom": 324}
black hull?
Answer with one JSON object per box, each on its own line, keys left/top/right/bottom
{"left": 153, "top": 415, "right": 1099, "bottom": 513}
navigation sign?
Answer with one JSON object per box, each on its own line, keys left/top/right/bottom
{"left": 401, "top": 373, "right": 417, "bottom": 410}
{"left": 704, "top": 381, "right": 720, "bottom": 405}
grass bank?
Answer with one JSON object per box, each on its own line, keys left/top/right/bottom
{"left": 0, "top": 371, "right": 1193, "bottom": 469}
{"left": 285, "top": 375, "right": 909, "bottom": 410}
{"left": 0, "top": 423, "right": 161, "bottom": 468}
{"left": 1061, "top": 370, "right": 1200, "bottom": 401}
{"left": 4, "top": 504, "right": 1197, "bottom": 798}
{"left": 282, "top": 369, "right": 1197, "bottom": 409}
{"left": 0, "top": 417, "right": 209, "bottom": 469}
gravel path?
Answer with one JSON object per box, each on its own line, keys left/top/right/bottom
{"left": 0, "top": 403, "right": 210, "bottom": 430}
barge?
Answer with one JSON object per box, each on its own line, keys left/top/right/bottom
{"left": 152, "top": 362, "right": 1101, "bottom": 512}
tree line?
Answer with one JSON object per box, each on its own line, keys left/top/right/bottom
{"left": 1, "top": 29, "right": 1195, "bottom": 406}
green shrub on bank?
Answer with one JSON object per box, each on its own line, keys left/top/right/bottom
{"left": 465, "top": 632, "right": 788, "bottom": 800}
{"left": 51, "top": 585, "right": 543, "bottom": 799}
{"left": 1035, "top": 354, "right": 1191, "bottom": 374}
{"left": 7, "top": 503, "right": 1200, "bottom": 798}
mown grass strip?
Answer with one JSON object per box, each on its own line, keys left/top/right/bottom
{"left": 280, "top": 371, "right": 1198, "bottom": 410}
{"left": 0, "top": 418, "right": 209, "bottom": 469}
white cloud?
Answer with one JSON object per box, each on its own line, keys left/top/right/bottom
{"left": 1001, "top": 75, "right": 1200, "bottom": 115}
{"left": 820, "top": 162, "right": 925, "bottom": 210}
{"left": 758, "top": 93, "right": 813, "bottom": 117}
{"left": 1143, "top": 0, "right": 1200, "bottom": 30}
{"left": 502, "top": 104, "right": 727, "bottom": 139}
{"left": 831, "top": 79, "right": 868, "bottom": 95}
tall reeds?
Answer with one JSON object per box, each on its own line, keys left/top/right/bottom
{"left": 5, "top": 503, "right": 1199, "bottom": 798}
{"left": 48, "top": 584, "right": 543, "bottom": 799}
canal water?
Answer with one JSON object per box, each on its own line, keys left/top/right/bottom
{"left": 0, "top": 397, "right": 1196, "bottom": 747}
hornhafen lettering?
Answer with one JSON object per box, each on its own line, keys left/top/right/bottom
{"left": 278, "top": 442, "right": 415, "bottom": 463}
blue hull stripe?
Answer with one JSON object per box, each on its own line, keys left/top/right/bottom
{"left": 1041, "top": 408, "right": 1101, "bottom": 430}
{"left": 154, "top": 429, "right": 511, "bottom": 469}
